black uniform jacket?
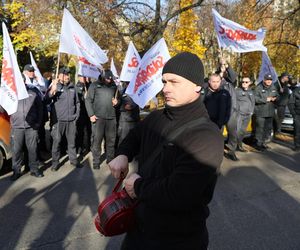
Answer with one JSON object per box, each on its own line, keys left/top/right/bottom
{"left": 85, "top": 80, "right": 120, "bottom": 119}
{"left": 254, "top": 82, "right": 279, "bottom": 117}
{"left": 10, "top": 85, "right": 43, "bottom": 129}
{"left": 117, "top": 98, "right": 224, "bottom": 246}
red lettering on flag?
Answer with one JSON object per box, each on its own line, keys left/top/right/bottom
{"left": 2, "top": 59, "right": 17, "bottom": 94}
{"left": 134, "top": 56, "right": 164, "bottom": 93}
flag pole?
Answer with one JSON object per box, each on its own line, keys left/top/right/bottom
{"left": 55, "top": 52, "right": 61, "bottom": 79}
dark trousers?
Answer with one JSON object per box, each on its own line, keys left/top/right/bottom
{"left": 237, "top": 113, "right": 251, "bottom": 146}
{"left": 11, "top": 128, "right": 39, "bottom": 173}
{"left": 118, "top": 121, "right": 137, "bottom": 146}
{"left": 76, "top": 115, "right": 91, "bottom": 153}
{"left": 255, "top": 116, "right": 273, "bottom": 145}
{"left": 51, "top": 121, "right": 77, "bottom": 166}
{"left": 274, "top": 105, "right": 286, "bottom": 133}
{"left": 121, "top": 227, "right": 208, "bottom": 250}
{"left": 293, "top": 114, "right": 300, "bottom": 148}
{"left": 225, "top": 111, "right": 238, "bottom": 151}
{"left": 91, "top": 118, "right": 116, "bottom": 166}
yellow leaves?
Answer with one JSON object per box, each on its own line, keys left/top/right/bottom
{"left": 166, "top": 0, "right": 206, "bottom": 59}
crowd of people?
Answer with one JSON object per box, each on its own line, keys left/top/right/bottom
{"left": 0, "top": 51, "right": 299, "bottom": 250}
{"left": 0, "top": 54, "right": 299, "bottom": 182}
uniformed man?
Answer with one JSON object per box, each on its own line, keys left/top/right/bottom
{"left": 274, "top": 72, "right": 290, "bottom": 135}
{"left": 254, "top": 74, "right": 279, "bottom": 151}
{"left": 1, "top": 75, "right": 44, "bottom": 181}
{"left": 85, "top": 69, "right": 120, "bottom": 169}
{"left": 45, "top": 67, "right": 81, "bottom": 171}
{"left": 117, "top": 81, "right": 140, "bottom": 146}
{"left": 75, "top": 74, "right": 91, "bottom": 155}
{"left": 216, "top": 57, "right": 239, "bottom": 161}
{"left": 288, "top": 83, "right": 300, "bottom": 151}
{"left": 236, "top": 77, "right": 255, "bottom": 152}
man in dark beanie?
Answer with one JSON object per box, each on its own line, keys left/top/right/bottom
{"left": 108, "top": 52, "right": 224, "bottom": 250}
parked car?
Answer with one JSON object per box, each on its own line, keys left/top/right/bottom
{"left": 0, "top": 112, "right": 11, "bottom": 170}
{"left": 281, "top": 107, "right": 294, "bottom": 132}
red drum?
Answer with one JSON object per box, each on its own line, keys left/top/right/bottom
{"left": 94, "top": 177, "right": 137, "bottom": 236}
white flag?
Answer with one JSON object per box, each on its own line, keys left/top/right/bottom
{"left": 78, "top": 57, "right": 101, "bottom": 79}
{"left": 257, "top": 51, "right": 278, "bottom": 84}
{"left": 59, "top": 8, "right": 108, "bottom": 67}
{"left": 119, "top": 42, "right": 141, "bottom": 82}
{"left": 212, "top": 9, "right": 267, "bottom": 53}
{"left": 126, "top": 38, "right": 170, "bottom": 108}
{"left": 110, "top": 58, "right": 119, "bottom": 78}
{"left": 29, "top": 51, "right": 46, "bottom": 88}
{"left": 0, "top": 22, "right": 28, "bottom": 115}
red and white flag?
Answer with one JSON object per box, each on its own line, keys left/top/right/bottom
{"left": 126, "top": 38, "right": 170, "bottom": 108}
{"left": 0, "top": 22, "right": 28, "bottom": 115}
{"left": 119, "top": 41, "right": 141, "bottom": 82}
{"left": 78, "top": 57, "right": 101, "bottom": 79}
{"left": 212, "top": 9, "right": 267, "bottom": 53}
{"left": 59, "top": 8, "right": 108, "bottom": 67}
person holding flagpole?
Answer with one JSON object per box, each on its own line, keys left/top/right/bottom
{"left": 45, "top": 67, "right": 81, "bottom": 171}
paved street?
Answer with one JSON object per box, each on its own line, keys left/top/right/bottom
{"left": 0, "top": 140, "right": 300, "bottom": 250}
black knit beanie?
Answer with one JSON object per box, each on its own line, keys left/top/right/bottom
{"left": 162, "top": 52, "right": 204, "bottom": 86}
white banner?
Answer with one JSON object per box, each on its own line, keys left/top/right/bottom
{"left": 126, "top": 38, "right": 170, "bottom": 108}
{"left": 78, "top": 57, "right": 101, "bottom": 79}
{"left": 110, "top": 58, "right": 119, "bottom": 78}
{"left": 212, "top": 9, "right": 267, "bottom": 53}
{"left": 119, "top": 41, "right": 141, "bottom": 82}
{"left": 0, "top": 22, "right": 28, "bottom": 115}
{"left": 257, "top": 51, "right": 278, "bottom": 84}
{"left": 29, "top": 51, "right": 46, "bottom": 88}
{"left": 59, "top": 8, "right": 108, "bottom": 67}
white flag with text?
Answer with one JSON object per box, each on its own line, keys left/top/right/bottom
{"left": 59, "top": 8, "right": 108, "bottom": 67}
{"left": 119, "top": 42, "right": 141, "bottom": 82}
{"left": 126, "top": 38, "right": 170, "bottom": 108}
{"left": 212, "top": 8, "right": 267, "bottom": 53}
{"left": 0, "top": 22, "right": 28, "bottom": 115}
{"left": 110, "top": 58, "right": 119, "bottom": 78}
{"left": 78, "top": 57, "right": 101, "bottom": 79}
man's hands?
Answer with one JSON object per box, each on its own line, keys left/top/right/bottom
{"left": 49, "top": 79, "right": 58, "bottom": 95}
{"left": 108, "top": 155, "right": 142, "bottom": 199}
{"left": 90, "top": 115, "right": 98, "bottom": 123}
{"left": 267, "top": 96, "right": 277, "bottom": 102}
{"left": 108, "top": 155, "right": 129, "bottom": 179}
{"left": 112, "top": 97, "right": 118, "bottom": 106}
{"left": 124, "top": 173, "right": 141, "bottom": 199}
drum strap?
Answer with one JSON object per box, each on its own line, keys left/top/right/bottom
{"left": 141, "top": 116, "right": 209, "bottom": 175}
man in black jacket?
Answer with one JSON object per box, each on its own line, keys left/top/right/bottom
{"left": 75, "top": 74, "right": 91, "bottom": 155}
{"left": 1, "top": 76, "right": 44, "bottom": 181}
{"left": 109, "top": 52, "right": 224, "bottom": 250}
{"left": 274, "top": 72, "right": 290, "bottom": 135}
{"left": 117, "top": 81, "right": 140, "bottom": 146}
{"left": 85, "top": 69, "right": 120, "bottom": 169}
{"left": 254, "top": 74, "right": 279, "bottom": 151}
{"left": 288, "top": 84, "right": 300, "bottom": 151}
{"left": 202, "top": 73, "right": 231, "bottom": 129}
{"left": 45, "top": 67, "right": 81, "bottom": 170}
